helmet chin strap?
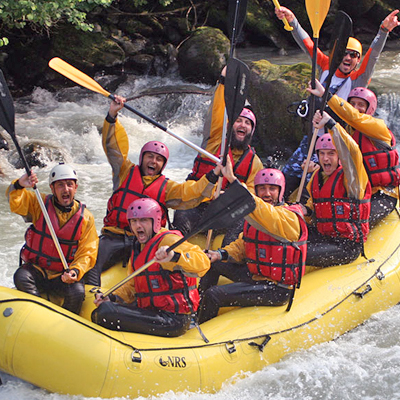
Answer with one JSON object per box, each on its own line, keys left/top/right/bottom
{"left": 53, "top": 196, "right": 74, "bottom": 213}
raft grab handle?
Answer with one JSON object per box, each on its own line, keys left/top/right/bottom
{"left": 353, "top": 284, "right": 372, "bottom": 299}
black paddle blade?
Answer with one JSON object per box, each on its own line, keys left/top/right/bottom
{"left": 224, "top": 57, "right": 250, "bottom": 162}
{"left": 0, "top": 69, "right": 15, "bottom": 136}
{"left": 227, "top": 0, "right": 248, "bottom": 56}
{"left": 200, "top": 182, "right": 256, "bottom": 231}
{"left": 325, "top": 11, "right": 352, "bottom": 88}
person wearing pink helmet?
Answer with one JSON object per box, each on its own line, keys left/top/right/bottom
{"left": 173, "top": 66, "right": 264, "bottom": 247}
{"left": 299, "top": 105, "right": 371, "bottom": 267}
{"left": 309, "top": 79, "right": 399, "bottom": 228}
{"left": 86, "top": 95, "right": 221, "bottom": 286}
{"left": 197, "top": 160, "right": 308, "bottom": 323}
{"left": 92, "top": 198, "right": 210, "bottom": 337}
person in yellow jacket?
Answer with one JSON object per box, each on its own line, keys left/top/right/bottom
{"left": 86, "top": 95, "right": 220, "bottom": 286}
{"left": 92, "top": 198, "right": 210, "bottom": 337}
{"left": 7, "top": 164, "right": 98, "bottom": 314}
{"left": 197, "top": 160, "right": 308, "bottom": 324}
{"left": 173, "top": 66, "right": 264, "bottom": 246}
{"left": 300, "top": 103, "right": 371, "bottom": 267}
{"left": 310, "top": 79, "right": 399, "bottom": 227}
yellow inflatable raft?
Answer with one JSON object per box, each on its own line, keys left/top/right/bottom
{"left": 1, "top": 209, "right": 400, "bottom": 398}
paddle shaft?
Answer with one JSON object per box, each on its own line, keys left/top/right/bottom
{"left": 11, "top": 135, "right": 70, "bottom": 272}
{"left": 109, "top": 94, "right": 220, "bottom": 164}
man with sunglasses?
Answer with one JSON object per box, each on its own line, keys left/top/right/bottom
{"left": 275, "top": 7, "right": 399, "bottom": 200}
{"left": 275, "top": 7, "right": 399, "bottom": 104}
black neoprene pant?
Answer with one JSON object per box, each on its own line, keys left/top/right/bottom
{"left": 13, "top": 263, "right": 85, "bottom": 315}
{"left": 91, "top": 301, "right": 191, "bottom": 337}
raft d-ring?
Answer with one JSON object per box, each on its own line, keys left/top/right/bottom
{"left": 353, "top": 284, "right": 372, "bottom": 299}
{"left": 225, "top": 341, "right": 236, "bottom": 354}
{"left": 376, "top": 270, "right": 385, "bottom": 281}
{"left": 131, "top": 350, "right": 143, "bottom": 363}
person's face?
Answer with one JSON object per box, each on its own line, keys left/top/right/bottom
{"left": 50, "top": 179, "right": 77, "bottom": 206}
{"left": 141, "top": 152, "right": 165, "bottom": 176}
{"left": 231, "top": 116, "right": 252, "bottom": 148}
{"left": 256, "top": 184, "right": 280, "bottom": 206}
{"left": 318, "top": 149, "right": 339, "bottom": 176}
{"left": 349, "top": 97, "right": 368, "bottom": 114}
{"left": 129, "top": 217, "right": 154, "bottom": 244}
{"left": 338, "top": 50, "right": 360, "bottom": 75}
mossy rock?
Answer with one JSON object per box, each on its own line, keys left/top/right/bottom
{"left": 51, "top": 25, "right": 125, "bottom": 70}
{"left": 177, "top": 27, "right": 230, "bottom": 84}
{"left": 248, "top": 60, "right": 311, "bottom": 159}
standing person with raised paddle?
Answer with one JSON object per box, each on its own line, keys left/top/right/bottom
{"left": 197, "top": 158, "right": 308, "bottom": 323}
{"left": 173, "top": 61, "right": 263, "bottom": 246}
{"left": 275, "top": 7, "right": 399, "bottom": 105}
{"left": 91, "top": 197, "right": 210, "bottom": 337}
{"left": 300, "top": 91, "right": 371, "bottom": 267}
{"left": 85, "top": 95, "right": 222, "bottom": 286}
{"left": 7, "top": 164, "right": 99, "bottom": 314}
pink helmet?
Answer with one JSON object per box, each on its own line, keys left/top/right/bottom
{"left": 239, "top": 107, "right": 257, "bottom": 135}
{"left": 126, "top": 198, "right": 162, "bottom": 233}
{"left": 255, "top": 168, "right": 285, "bottom": 203}
{"left": 316, "top": 134, "right": 336, "bottom": 151}
{"left": 348, "top": 87, "right": 377, "bottom": 116}
{"left": 139, "top": 141, "right": 169, "bottom": 173}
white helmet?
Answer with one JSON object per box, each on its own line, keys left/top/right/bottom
{"left": 49, "top": 163, "right": 78, "bottom": 185}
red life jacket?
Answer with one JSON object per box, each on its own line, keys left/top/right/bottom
{"left": 187, "top": 145, "right": 256, "bottom": 188}
{"left": 243, "top": 204, "right": 308, "bottom": 287}
{"left": 20, "top": 196, "right": 85, "bottom": 272}
{"left": 133, "top": 231, "right": 199, "bottom": 314}
{"left": 311, "top": 168, "right": 371, "bottom": 242}
{"left": 103, "top": 165, "right": 168, "bottom": 230}
{"left": 352, "top": 129, "right": 400, "bottom": 188}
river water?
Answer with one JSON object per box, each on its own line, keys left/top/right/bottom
{"left": 1, "top": 47, "right": 400, "bottom": 400}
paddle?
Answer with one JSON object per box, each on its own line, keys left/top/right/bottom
{"left": 305, "top": 0, "right": 331, "bottom": 150}
{"left": 295, "top": 10, "right": 352, "bottom": 202}
{"left": 101, "top": 181, "right": 256, "bottom": 298}
{"left": 48, "top": 57, "right": 220, "bottom": 164}
{"left": 0, "top": 70, "right": 70, "bottom": 271}
{"left": 227, "top": 0, "right": 248, "bottom": 58}
{"left": 271, "top": 0, "right": 293, "bottom": 31}
{"left": 204, "top": 57, "right": 250, "bottom": 250}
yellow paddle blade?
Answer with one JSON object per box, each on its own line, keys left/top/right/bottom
{"left": 305, "top": 0, "right": 331, "bottom": 38}
{"left": 48, "top": 57, "right": 111, "bottom": 98}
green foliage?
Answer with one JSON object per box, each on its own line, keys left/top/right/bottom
{"left": 0, "top": 37, "right": 9, "bottom": 47}
{"left": 0, "top": 0, "right": 113, "bottom": 32}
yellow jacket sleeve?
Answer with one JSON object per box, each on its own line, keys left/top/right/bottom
{"left": 245, "top": 195, "right": 301, "bottom": 242}
{"left": 305, "top": 122, "right": 369, "bottom": 203}
{"left": 102, "top": 118, "right": 135, "bottom": 191}
{"left": 165, "top": 175, "right": 216, "bottom": 209}
{"left": 328, "top": 95, "right": 392, "bottom": 145}
{"left": 329, "top": 122, "right": 369, "bottom": 200}
{"left": 222, "top": 233, "right": 247, "bottom": 263}
{"left": 202, "top": 83, "right": 226, "bottom": 154}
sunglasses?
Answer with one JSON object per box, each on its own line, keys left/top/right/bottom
{"left": 345, "top": 50, "right": 360, "bottom": 59}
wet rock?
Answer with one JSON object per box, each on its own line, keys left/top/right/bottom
{"left": 177, "top": 27, "right": 230, "bottom": 84}
{"left": 10, "top": 142, "right": 66, "bottom": 170}
{"left": 0, "top": 133, "right": 9, "bottom": 151}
